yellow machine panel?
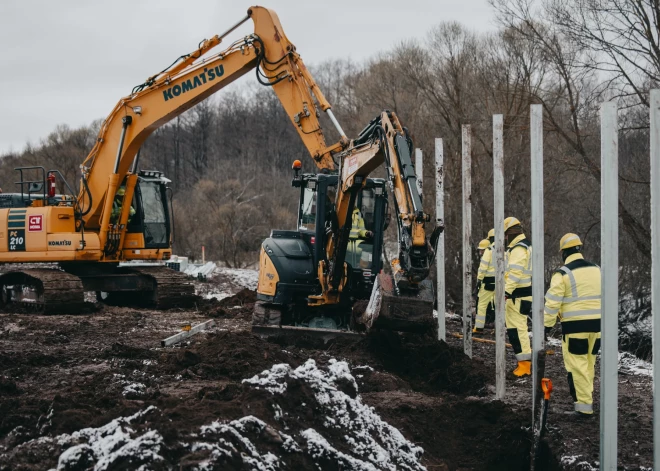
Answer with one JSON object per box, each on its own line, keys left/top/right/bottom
{"left": 257, "top": 247, "right": 279, "bottom": 296}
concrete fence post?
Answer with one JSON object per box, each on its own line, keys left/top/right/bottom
{"left": 650, "top": 90, "right": 660, "bottom": 469}
{"left": 462, "top": 124, "right": 473, "bottom": 358}
{"left": 435, "top": 139, "right": 446, "bottom": 342}
{"left": 530, "top": 104, "right": 545, "bottom": 426}
{"left": 600, "top": 101, "right": 618, "bottom": 470}
{"left": 493, "top": 115, "right": 506, "bottom": 399}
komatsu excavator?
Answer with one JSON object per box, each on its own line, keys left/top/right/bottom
{"left": 0, "top": 6, "right": 346, "bottom": 313}
{"left": 0, "top": 6, "right": 439, "bottom": 329}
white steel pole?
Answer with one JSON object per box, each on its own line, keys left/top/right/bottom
{"left": 530, "top": 104, "right": 545, "bottom": 425}
{"left": 415, "top": 148, "right": 424, "bottom": 197}
{"left": 651, "top": 89, "right": 660, "bottom": 469}
{"left": 462, "top": 125, "right": 473, "bottom": 358}
{"left": 600, "top": 101, "right": 618, "bottom": 471}
{"left": 493, "top": 115, "right": 506, "bottom": 399}
{"left": 435, "top": 139, "right": 446, "bottom": 342}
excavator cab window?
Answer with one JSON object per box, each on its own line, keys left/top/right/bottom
{"left": 127, "top": 172, "right": 171, "bottom": 249}
{"left": 140, "top": 182, "right": 169, "bottom": 247}
{"left": 299, "top": 186, "right": 317, "bottom": 231}
{"left": 357, "top": 189, "right": 376, "bottom": 232}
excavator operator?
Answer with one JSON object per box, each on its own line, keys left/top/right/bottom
{"left": 111, "top": 187, "right": 135, "bottom": 224}
{"left": 346, "top": 207, "right": 374, "bottom": 269}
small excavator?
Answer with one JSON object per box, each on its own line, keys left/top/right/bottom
{"left": 0, "top": 6, "right": 439, "bottom": 331}
{"left": 253, "top": 110, "right": 441, "bottom": 336}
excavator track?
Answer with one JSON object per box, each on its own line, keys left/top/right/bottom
{"left": 0, "top": 269, "right": 85, "bottom": 314}
{"left": 127, "top": 266, "right": 196, "bottom": 309}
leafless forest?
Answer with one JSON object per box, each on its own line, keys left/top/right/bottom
{"left": 0, "top": 0, "right": 656, "bottom": 342}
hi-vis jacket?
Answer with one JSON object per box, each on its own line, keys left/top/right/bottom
{"left": 544, "top": 253, "right": 601, "bottom": 332}
{"left": 477, "top": 244, "right": 495, "bottom": 290}
{"left": 505, "top": 234, "right": 532, "bottom": 297}
{"left": 350, "top": 208, "right": 369, "bottom": 239}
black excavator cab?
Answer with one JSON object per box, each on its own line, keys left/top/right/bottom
{"left": 294, "top": 173, "right": 388, "bottom": 299}
{"left": 255, "top": 173, "right": 389, "bottom": 331}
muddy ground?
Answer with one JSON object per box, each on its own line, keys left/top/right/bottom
{"left": 0, "top": 273, "right": 652, "bottom": 470}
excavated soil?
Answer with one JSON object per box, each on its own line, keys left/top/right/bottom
{"left": 0, "top": 275, "right": 651, "bottom": 470}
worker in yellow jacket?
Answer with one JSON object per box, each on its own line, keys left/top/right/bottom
{"left": 504, "top": 217, "right": 533, "bottom": 376}
{"left": 347, "top": 208, "right": 374, "bottom": 267}
{"left": 544, "top": 233, "right": 601, "bottom": 416}
{"left": 349, "top": 208, "right": 373, "bottom": 240}
{"left": 474, "top": 229, "right": 495, "bottom": 332}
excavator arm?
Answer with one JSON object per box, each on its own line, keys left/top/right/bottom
{"left": 76, "top": 6, "right": 347, "bottom": 257}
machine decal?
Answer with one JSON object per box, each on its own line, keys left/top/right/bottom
{"left": 9, "top": 230, "right": 25, "bottom": 252}
{"left": 28, "top": 215, "right": 43, "bottom": 232}
{"left": 48, "top": 240, "right": 72, "bottom": 247}
{"left": 8, "top": 210, "right": 26, "bottom": 252}
{"left": 346, "top": 156, "right": 358, "bottom": 176}
{"left": 162, "top": 65, "right": 225, "bottom": 102}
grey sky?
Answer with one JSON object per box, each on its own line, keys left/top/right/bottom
{"left": 0, "top": 0, "right": 496, "bottom": 155}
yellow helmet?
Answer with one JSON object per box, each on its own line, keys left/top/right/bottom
{"left": 488, "top": 228, "right": 495, "bottom": 238}
{"left": 559, "top": 233, "right": 582, "bottom": 251}
{"left": 116, "top": 187, "right": 126, "bottom": 196}
{"left": 504, "top": 216, "right": 521, "bottom": 232}
{"left": 478, "top": 239, "right": 489, "bottom": 250}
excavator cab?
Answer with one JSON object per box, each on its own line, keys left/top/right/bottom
{"left": 254, "top": 173, "right": 388, "bottom": 332}
{"left": 295, "top": 174, "right": 387, "bottom": 297}
{"left": 125, "top": 170, "right": 172, "bottom": 250}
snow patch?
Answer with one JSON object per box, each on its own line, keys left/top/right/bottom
{"left": 244, "top": 359, "right": 425, "bottom": 470}
{"left": 560, "top": 455, "right": 598, "bottom": 470}
{"left": 619, "top": 351, "right": 652, "bottom": 376}
{"left": 122, "top": 382, "right": 147, "bottom": 397}
{"left": 54, "top": 406, "right": 163, "bottom": 471}
{"left": 215, "top": 267, "right": 259, "bottom": 290}
{"left": 301, "top": 428, "right": 379, "bottom": 471}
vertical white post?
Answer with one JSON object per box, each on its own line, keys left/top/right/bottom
{"left": 600, "top": 101, "right": 618, "bottom": 470}
{"left": 530, "top": 104, "right": 545, "bottom": 425}
{"left": 650, "top": 89, "right": 660, "bottom": 469}
{"left": 435, "top": 139, "right": 446, "bottom": 342}
{"left": 493, "top": 115, "right": 506, "bottom": 399}
{"left": 462, "top": 125, "right": 473, "bottom": 358}
{"left": 415, "top": 148, "right": 424, "bottom": 197}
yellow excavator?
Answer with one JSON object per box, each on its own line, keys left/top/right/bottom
{"left": 0, "top": 7, "right": 439, "bottom": 330}
{"left": 253, "top": 109, "right": 441, "bottom": 335}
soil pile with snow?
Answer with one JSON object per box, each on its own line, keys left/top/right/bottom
{"left": 4, "top": 360, "right": 425, "bottom": 470}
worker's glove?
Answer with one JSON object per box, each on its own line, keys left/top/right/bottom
{"left": 365, "top": 230, "right": 374, "bottom": 238}
{"left": 504, "top": 292, "right": 513, "bottom": 303}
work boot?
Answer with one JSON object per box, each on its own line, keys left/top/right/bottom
{"left": 563, "top": 410, "right": 594, "bottom": 419}
{"left": 512, "top": 360, "right": 531, "bottom": 377}
{"left": 472, "top": 327, "right": 483, "bottom": 335}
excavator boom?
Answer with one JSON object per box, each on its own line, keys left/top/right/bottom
{"left": 0, "top": 7, "right": 354, "bottom": 314}
{"left": 78, "top": 6, "right": 348, "bottom": 257}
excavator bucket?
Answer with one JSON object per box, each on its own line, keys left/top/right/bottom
{"left": 369, "top": 272, "right": 435, "bottom": 333}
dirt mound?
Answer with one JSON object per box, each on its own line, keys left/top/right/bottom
{"left": 162, "top": 330, "right": 299, "bottom": 380}
{"left": 361, "top": 331, "right": 491, "bottom": 395}
{"left": 202, "top": 288, "right": 257, "bottom": 320}
{"left": 5, "top": 361, "right": 428, "bottom": 471}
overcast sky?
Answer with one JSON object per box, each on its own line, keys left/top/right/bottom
{"left": 0, "top": 0, "right": 496, "bottom": 155}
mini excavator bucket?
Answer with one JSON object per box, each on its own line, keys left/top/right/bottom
{"left": 355, "top": 272, "right": 435, "bottom": 333}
